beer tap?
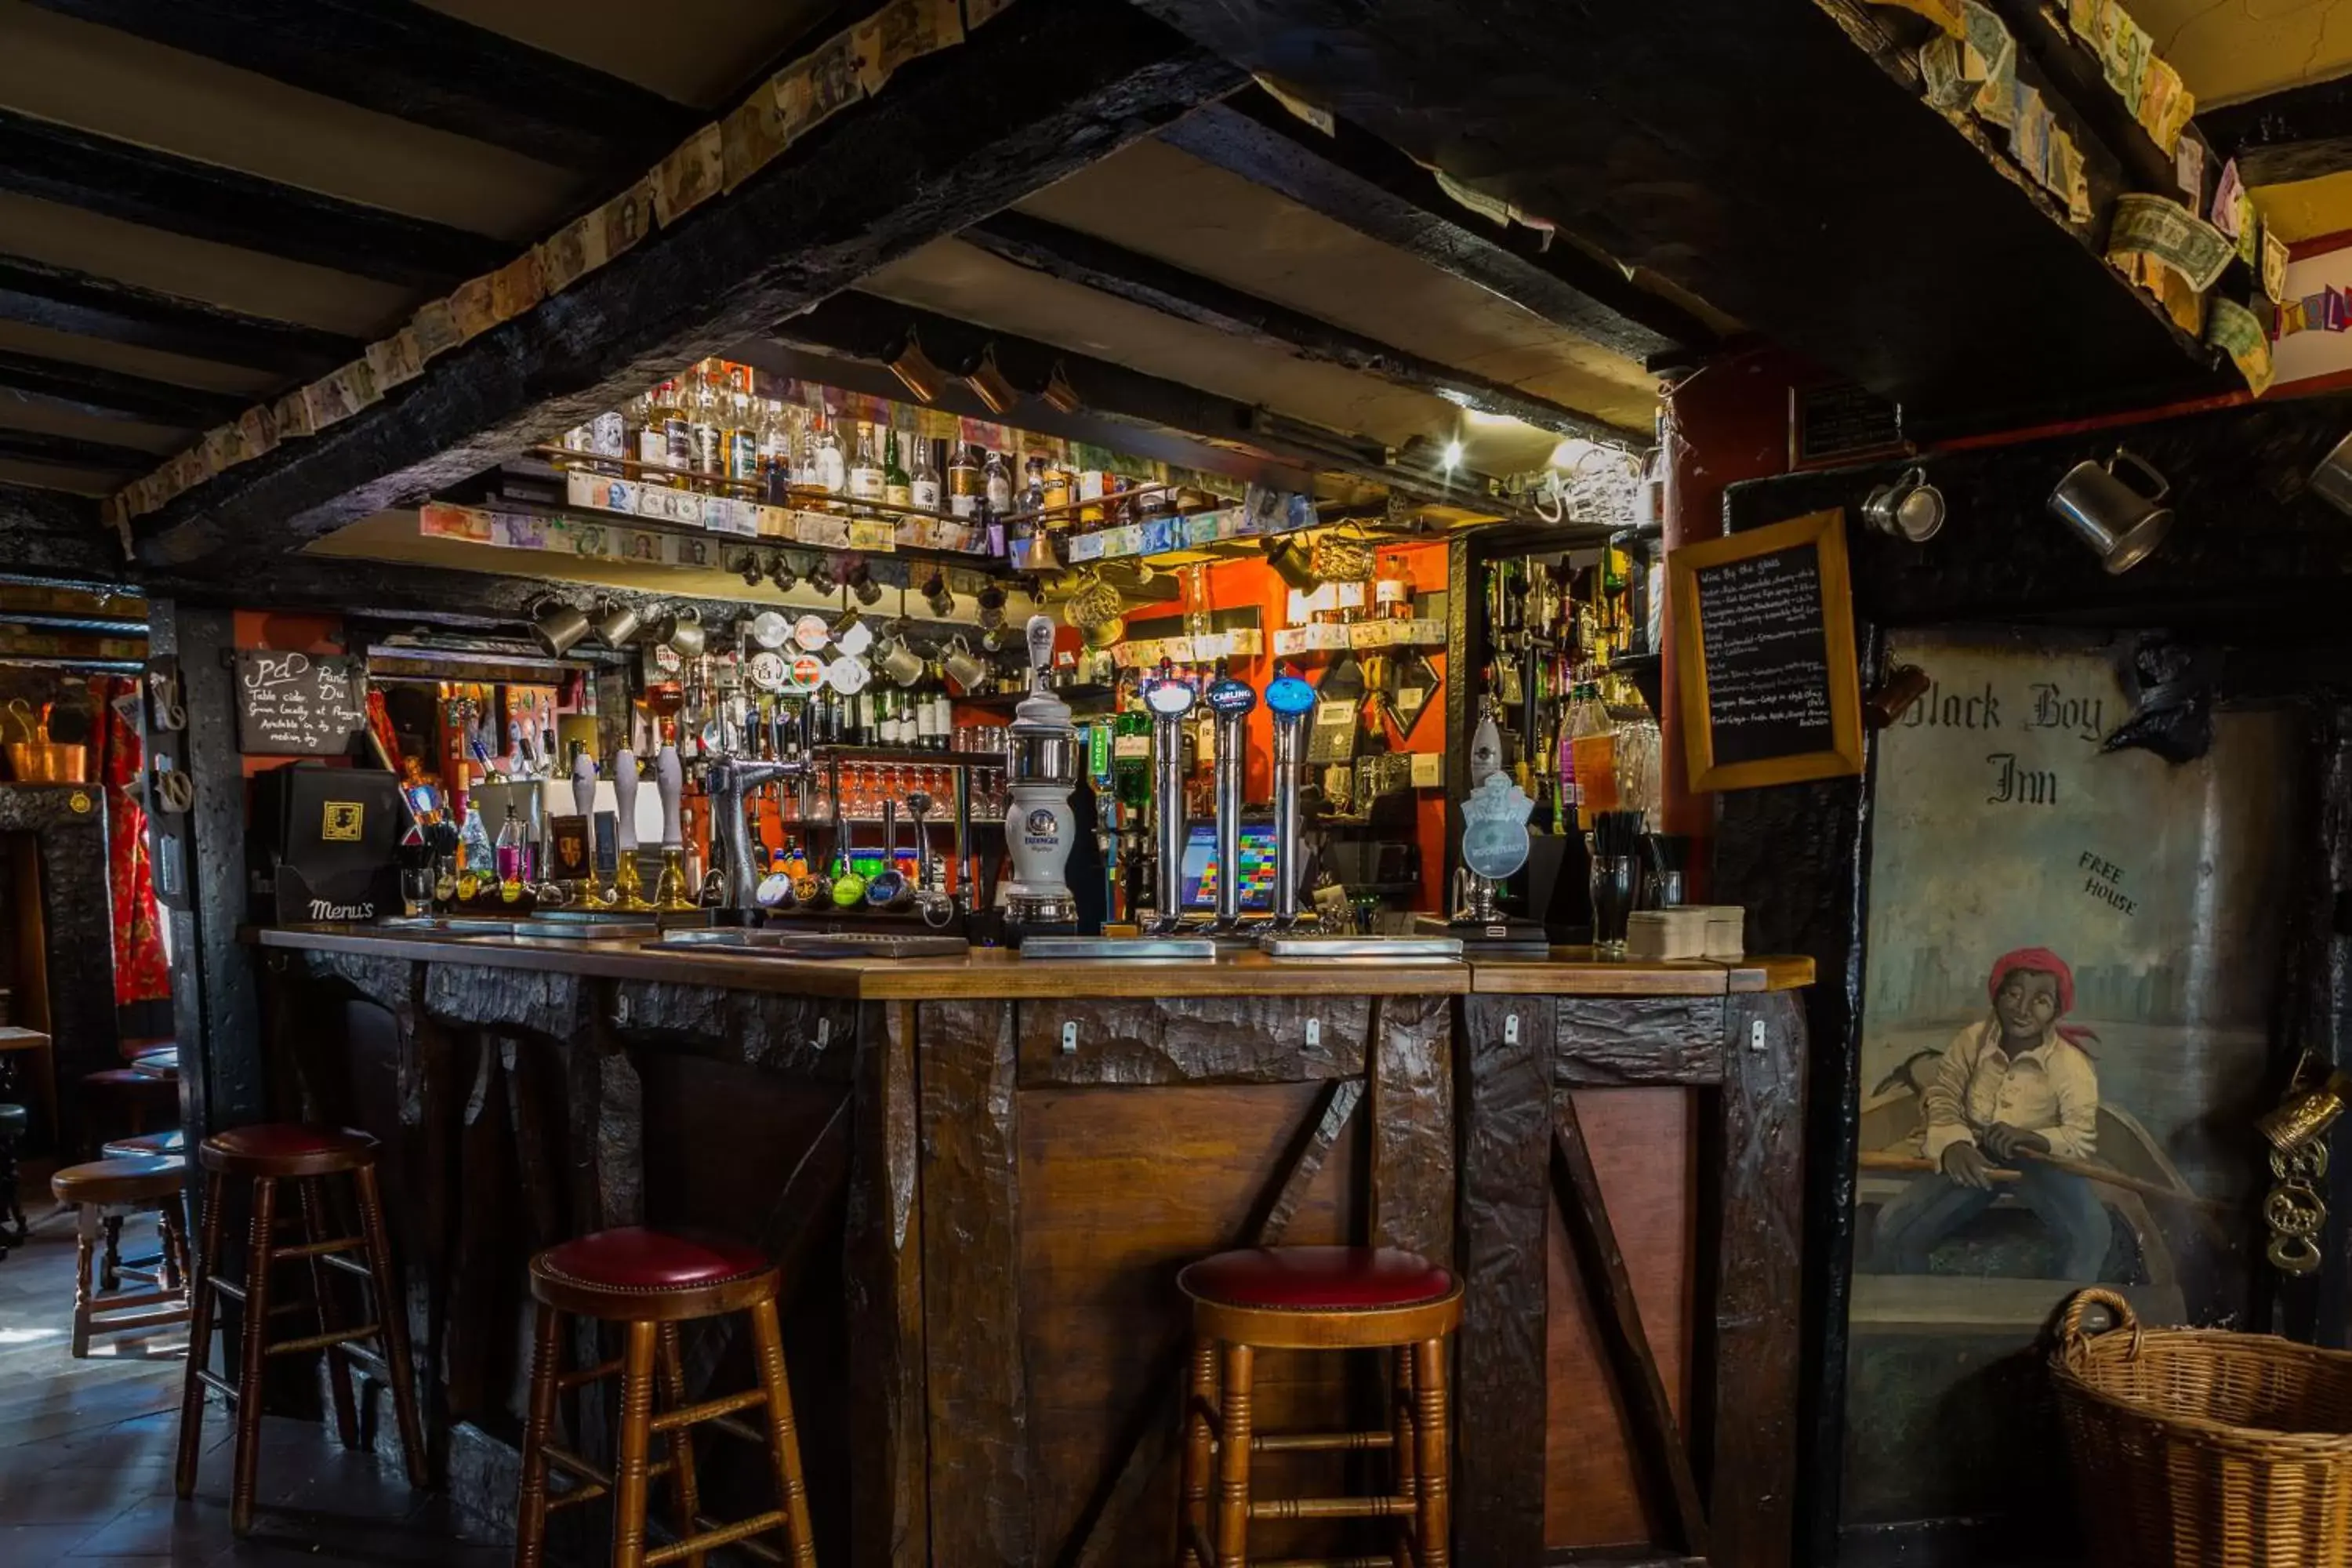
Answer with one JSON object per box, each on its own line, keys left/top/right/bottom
{"left": 1265, "top": 668, "right": 1317, "bottom": 931}
{"left": 708, "top": 752, "right": 800, "bottom": 910}
{"left": 610, "top": 733, "right": 649, "bottom": 910}
{"left": 1001, "top": 615, "right": 1080, "bottom": 943}
{"left": 1142, "top": 657, "right": 1197, "bottom": 934}
{"left": 1203, "top": 661, "right": 1258, "bottom": 937}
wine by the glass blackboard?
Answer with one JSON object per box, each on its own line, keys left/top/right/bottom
{"left": 234, "top": 652, "right": 368, "bottom": 756}
{"left": 1669, "top": 509, "right": 1864, "bottom": 790}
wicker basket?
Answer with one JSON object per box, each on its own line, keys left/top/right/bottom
{"left": 2051, "top": 1287, "right": 2352, "bottom": 1568}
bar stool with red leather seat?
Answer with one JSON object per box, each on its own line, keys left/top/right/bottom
{"left": 175, "top": 1123, "right": 426, "bottom": 1536}
{"left": 1174, "top": 1245, "right": 1462, "bottom": 1568}
{"left": 514, "top": 1225, "right": 817, "bottom": 1568}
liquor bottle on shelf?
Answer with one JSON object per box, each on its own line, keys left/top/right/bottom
{"left": 848, "top": 422, "right": 884, "bottom": 500}
{"left": 909, "top": 437, "right": 942, "bottom": 510}
{"left": 1021, "top": 455, "right": 1047, "bottom": 517}
{"left": 947, "top": 444, "right": 981, "bottom": 517}
{"left": 724, "top": 386, "right": 759, "bottom": 482}
{"left": 812, "top": 411, "right": 846, "bottom": 495}
{"left": 758, "top": 400, "right": 793, "bottom": 496}
{"left": 982, "top": 449, "right": 1013, "bottom": 516}
{"left": 1376, "top": 553, "right": 1414, "bottom": 620}
{"left": 688, "top": 365, "right": 723, "bottom": 476}
{"left": 883, "top": 430, "right": 913, "bottom": 507}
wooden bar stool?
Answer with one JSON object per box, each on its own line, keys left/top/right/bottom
{"left": 515, "top": 1226, "right": 817, "bottom": 1568}
{"left": 48, "top": 1155, "right": 193, "bottom": 1356}
{"left": 103, "top": 1128, "right": 187, "bottom": 1159}
{"left": 1175, "top": 1246, "right": 1463, "bottom": 1568}
{"left": 175, "top": 1124, "right": 427, "bottom": 1536}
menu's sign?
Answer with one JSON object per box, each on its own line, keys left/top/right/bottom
{"left": 234, "top": 651, "right": 368, "bottom": 756}
{"left": 1669, "top": 509, "right": 1864, "bottom": 790}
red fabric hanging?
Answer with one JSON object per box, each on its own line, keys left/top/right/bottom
{"left": 90, "top": 677, "right": 168, "bottom": 1005}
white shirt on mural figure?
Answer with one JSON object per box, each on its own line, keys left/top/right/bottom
{"left": 1920, "top": 1017, "right": 2098, "bottom": 1166}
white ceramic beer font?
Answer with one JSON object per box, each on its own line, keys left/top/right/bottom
{"left": 1001, "top": 615, "right": 1080, "bottom": 942}
{"left": 653, "top": 739, "right": 695, "bottom": 910}
{"left": 611, "top": 738, "right": 646, "bottom": 909}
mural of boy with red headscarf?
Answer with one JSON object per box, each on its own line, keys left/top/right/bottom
{"left": 1870, "top": 946, "right": 2110, "bottom": 1280}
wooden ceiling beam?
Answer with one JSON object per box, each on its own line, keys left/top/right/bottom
{"left": 1159, "top": 93, "right": 1716, "bottom": 368}
{"left": 132, "top": 0, "right": 1249, "bottom": 569}
{"left": 19, "top": 0, "right": 703, "bottom": 177}
{"left": 0, "top": 481, "right": 115, "bottom": 581}
{"left": 0, "top": 253, "right": 360, "bottom": 376}
{"left": 0, "top": 348, "right": 243, "bottom": 426}
{"left": 0, "top": 426, "right": 157, "bottom": 472}
{"left": 1133, "top": 3, "right": 2220, "bottom": 434}
{"left": 960, "top": 212, "right": 1644, "bottom": 443}
{"left": 2198, "top": 81, "right": 2352, "bottom": 187}
{"left": 769, "top": 289, "right": 1538, "bottom": 515}
{"left": 0, "top": 109, "right": 510, "bottom": 289}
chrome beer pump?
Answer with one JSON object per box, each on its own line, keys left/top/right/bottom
{"left": 1203, "top": 661, "right": 1258, "bottom": 939}
{"left": 1001, "top": 614, "right": 1080, "bottom": 942}
{"left": 1142, "top": 656, "right": 1197, "bottom": 935}
{"left": 1262, "top": 668, "right": 1317, "bottom": 935}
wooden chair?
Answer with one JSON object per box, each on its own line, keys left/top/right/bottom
{"left": 514, "top": 1226, "right": 818, "bottom": 1568}
{"left": 1175, "top": 1245, "right": 1463, "bottom": 1568}
{"left": 48, "top": 1155, "right": 193, "bottom": 1356}
{"left": 175, "top": 1124, "right": 427, "bottom": 1536}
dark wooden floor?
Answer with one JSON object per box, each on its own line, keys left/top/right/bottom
{"left": 0, "top": 1205, "right": 509, "bottom": 1568}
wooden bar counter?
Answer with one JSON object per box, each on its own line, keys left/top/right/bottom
{"left": 251, "top": 926, "right": 1810, "bottom": 1568}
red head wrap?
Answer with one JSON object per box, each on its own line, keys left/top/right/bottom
{"left": 1987, "top": 946, "right": 2096, "bottom": 1049}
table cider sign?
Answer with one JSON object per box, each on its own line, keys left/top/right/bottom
{"left": 1842, "top": 630, "right": 2292, "bottom": 1530}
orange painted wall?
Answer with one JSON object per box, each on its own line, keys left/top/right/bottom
{"left": 1167, "top": 543, "right": 1451, "bottom": 913}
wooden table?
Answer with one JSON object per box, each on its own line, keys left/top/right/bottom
{"left": 251, "top": 926, "right": 1809, "bottom": 1567}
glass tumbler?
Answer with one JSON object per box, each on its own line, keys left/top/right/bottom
{"left": 1589, "top": 854, "right": 1639, "bottom": 956}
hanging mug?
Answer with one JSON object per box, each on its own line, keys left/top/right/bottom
{"left": 875, "top": 636, "right": 925, "bottom": 687}
{"left": 2046, "top": 448, "right": 2172, "bottom": 575}
{"left": 593, "top": 598, "right": 643, "bottom": 648}
{"left": 1860, "top": 466, "right": 1946, "bottom": 543}
{"left": 658, "top": 605, "right": 707, "bottom": 656}
{"left": 943, "top": 637, "right": 989, "bottom": 694}
{"left": 529, "top": 597, "right": 591, "bottom": 658}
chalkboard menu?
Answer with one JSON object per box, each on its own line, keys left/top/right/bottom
{"left": 234, "top": 651, "right": 368, "bottom": 756}
{"left": 1668, "top": 509, "right": 1864, "bottom": 791}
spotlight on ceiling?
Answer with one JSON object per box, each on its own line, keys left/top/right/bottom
{"left": 1442, "top": 438, "right": 1465, "bottom": 471}
{"left": 2046, "top": 448, "right": 2172, "bottom": 575}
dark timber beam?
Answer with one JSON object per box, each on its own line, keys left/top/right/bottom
{"left": 1133, "top": 3, "right": 2223, "bottom": 432}
{"left": 0, "top": 481, "right": 115, "bottom": 580}
{"left": 20, "top": 0, "right": 702, "bottom": 176}
{"left": 0, "top": 426, "right": 157, "bottom": 472}
{"left": 1159, "top": 92, "right": 1716, "bottom": 367}
{"left": 0, "top": 254, "right": 361, "bottom": 377}
{"left": 0, "top": 109, "right": 510, "bottom": 289}
{"left": 764, "top": 290, "right": 1543, "bottom": 517}
{"left": 960, "top": 212, "right": 1643, "bottom": 442}
{"left": 134, "top": 0, "right": 1251, "bottom": 568}
{"left": 2200, "top": 79, "right": 2352, "bottom": 187}
{"left": 0, "top": 349, "right": 244, "bottom": 426}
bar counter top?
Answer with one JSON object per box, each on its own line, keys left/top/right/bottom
{"left": 252, "top": 923, "right": 1813, "bottom": 1000}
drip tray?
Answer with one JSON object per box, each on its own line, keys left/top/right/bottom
{"left": 1019, "top": 935, "right": 1219, "bottom": 960}
{"left": 1258, "top": 935, "right": 1466, "bottom": 959}
{"left": 646, "top": 930, "right": 970, "bottom": 959}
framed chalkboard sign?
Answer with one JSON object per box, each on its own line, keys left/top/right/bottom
{"left": 234, "top": 650, "right": 368, "bottom": 756}
{"left": 1668, "top": 508, "right": 1864, "bottom": 791}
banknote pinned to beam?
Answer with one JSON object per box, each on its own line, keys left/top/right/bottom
{"left": 2206, "top": 296, "right": 2274, "bottom": 397}
{"left": 2107, "top": 193, "right": 2235, "bottom": 292}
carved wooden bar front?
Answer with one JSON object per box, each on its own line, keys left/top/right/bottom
{"left": 252, "top": 928, "right": 1808, "bottom": 1568}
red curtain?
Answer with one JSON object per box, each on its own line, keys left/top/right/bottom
{"left": 90, "top": 677, "right": 168, "bottom": 1005}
